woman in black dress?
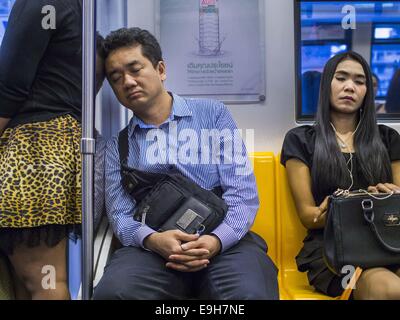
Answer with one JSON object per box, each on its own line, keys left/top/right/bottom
{"left": 281, "top": 51, "right": 400, "bottom": 299}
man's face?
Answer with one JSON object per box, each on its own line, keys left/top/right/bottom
{"left": 105, "top": 45, "right": 166, "bottom": 113}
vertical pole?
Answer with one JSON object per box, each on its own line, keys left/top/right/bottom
{"left": 81, "top": 0, "right": 96, "bottom": 300}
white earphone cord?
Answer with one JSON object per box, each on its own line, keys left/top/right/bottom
{"left": 330, "top": 120, "right": 362, "bottom": 192}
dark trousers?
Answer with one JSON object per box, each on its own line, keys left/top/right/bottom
{"left": 92, "top": 232, "right": 279, "bottom": 300}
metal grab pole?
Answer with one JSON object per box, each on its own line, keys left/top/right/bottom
{"left": 81, "top": 0, "right": 96, "bottom": 300}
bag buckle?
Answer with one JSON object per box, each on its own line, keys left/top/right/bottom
{"left": 362, "top": 199, "right": 373, "bottom": 210}
{"left": 196, "top": 224, "right": 206, "bottom": 235}
{"left": 362, "top": 199, "right": 374, "bottom": 223}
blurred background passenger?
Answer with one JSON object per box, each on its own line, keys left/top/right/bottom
{"left": 385, "top": 69, "right": 400, "bottom": 114}
{"left": 301, "top": 71, "right": 321, "bottom": 115}
{"left": 371, "top": 73, "right": 386, "bottom": 114}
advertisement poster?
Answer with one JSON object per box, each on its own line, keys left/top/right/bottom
{"left": 160, "top": 0, "right": 265, "bottom": 102}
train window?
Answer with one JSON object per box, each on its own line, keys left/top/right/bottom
{"left": 0, "top": 0, "right": 15, "bottom": 45}
{"left": 295, "top": 1, "right": 400, "bottom": 121}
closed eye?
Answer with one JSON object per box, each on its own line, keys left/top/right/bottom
{"left": 110, "top": 76, "right": 121, "bottom": 83}
{"left": 130, "top": 67, "right": 143, "bottom": 74}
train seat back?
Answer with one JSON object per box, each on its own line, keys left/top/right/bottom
{"left": 249, "top": 152, "right": 278, "bottom": 267}
{"left": 275, "top": 155, "right": 335, "bottom": 300}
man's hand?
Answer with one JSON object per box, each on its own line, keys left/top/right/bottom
{"left": 166, "top": 235, "right": 222, "bottom": 272}
{"left": 143, "top": 230, "right": 210, "bottom": 270}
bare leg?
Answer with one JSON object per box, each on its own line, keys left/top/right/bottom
{"left": 353, "top": 267, "right": 400, "bottom": 300}
{"left": 11, "top": 268, "right": 31, "bottom": 300}
{"left": 8, "top": 238, "right": 70, "bottom": 300}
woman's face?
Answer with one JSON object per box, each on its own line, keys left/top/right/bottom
{"left": 330, "top": 59, "right": 367, "bottom": 114}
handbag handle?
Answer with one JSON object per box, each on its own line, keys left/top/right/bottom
{"left": 362, "top": 199, "right": 400, "bottom": 253}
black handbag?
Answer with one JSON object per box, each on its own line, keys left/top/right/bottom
{"left": 135, "top": 178, "right": 225, "bottom": 234}
{"left": 324, "top": 189, "right": 400, "bottom": 275}
{"left": 118, "top": 127, "right": 227, "bottom": 235}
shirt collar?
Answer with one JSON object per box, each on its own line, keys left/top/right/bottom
{"left": 128, "top": 93, "right": 192, "bottom": 135}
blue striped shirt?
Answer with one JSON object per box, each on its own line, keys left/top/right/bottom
{"left": 104, "top": 93, "right": 259, "bottom": 252}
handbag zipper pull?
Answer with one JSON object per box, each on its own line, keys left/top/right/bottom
{"left": 141, "top": 205, "right": 150, "bottom": 225}
{"left": 333, "top": 189, "right": 344, "bottom": 197}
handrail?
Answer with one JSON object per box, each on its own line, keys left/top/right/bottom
{"left": 81, "top": 0, "right": 96, "bottom": 301}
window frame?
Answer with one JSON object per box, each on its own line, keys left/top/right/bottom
{"left": 294, "top": 0, "right": 352, "bottom": 122}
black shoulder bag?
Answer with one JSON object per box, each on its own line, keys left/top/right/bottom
{"left": 324, "top": 189, "right": 400, "bottom": 275}
{"left": 118, "top": 127, "right": 227, "bottom": 234}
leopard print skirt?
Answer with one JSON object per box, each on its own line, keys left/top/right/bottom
{"left": 0, "top": 115, "right": 82, "bottom": 254}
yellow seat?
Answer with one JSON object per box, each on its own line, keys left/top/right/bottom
{"left": 249, "top": 152, "right": 278, "bottom": 267}
{"left": 250, "top": 152, "right": 278, "bottom": 267}
{"left": 275, "top": 155, "right": 335, "bottom": 300}
{"left": 249, "top": 152, "right": 291, "bottom": 299}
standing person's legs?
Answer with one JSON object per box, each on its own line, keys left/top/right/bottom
{"left": 93, "top": 246, "right": 193, "bottom": 300}
{"left": 1, "top": 116, "right": 82, "bottom": 300}
{"left": 195, "top": 232, "right": 279, "bottom": 300}
{"left": 10, "top": 267, "right": 31, "bottom": 300}
{"left": 8, "top": 238, "right": 70, "bottom": 300}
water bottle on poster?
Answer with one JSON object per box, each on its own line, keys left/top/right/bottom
{"left": 199, "top": 0, "right": 221, "bottom": 56}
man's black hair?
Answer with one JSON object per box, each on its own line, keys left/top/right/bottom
{"left": 103, "top": 27, "right": 162, "bottom": 67}
{"left": 96, "top": 32, "right": 106, "bottom": 60}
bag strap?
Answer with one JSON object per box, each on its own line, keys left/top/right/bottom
{"left": 118, "top": 126, "right": 129, "bottom": 167}
{"left": 118, "top": 126, "right": 141, "bottom": 192}
{"left": 118, "top": 125, "right": 224, "bottom": 200}
{"left": 362, "top": 199, "right": 400, "bottom": 253}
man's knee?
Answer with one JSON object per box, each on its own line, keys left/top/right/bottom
{"left": 234, "top": 270, "right": 279, "bottom": 300}
{"left": 93, "top": 276, "right": 139, "bottom": 300}
{"left": 218, "top": 275, "right": 279, "bottom": 300}
{"left": 210, "top": 258, "right": 279, "bottom": 300}
{"left": 233, "top": 288, "right": 279, "bottom": 300}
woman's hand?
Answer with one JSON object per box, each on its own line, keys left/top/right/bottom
{"left": 313, "top": 196, "right": 330, "bottom": 223}
{"left": 367, "top": 183, "right": 400, "bottom": 194}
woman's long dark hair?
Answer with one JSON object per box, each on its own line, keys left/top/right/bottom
{"left": 312, "top": 51, "right": 392, "bottom": 198}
